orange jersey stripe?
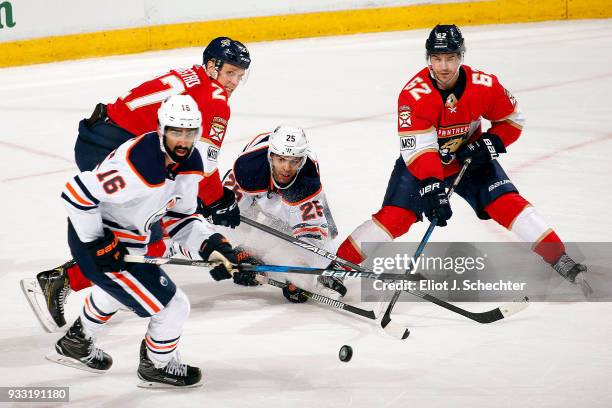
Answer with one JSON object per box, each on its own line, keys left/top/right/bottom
{"left": 293, "top": 226, "right": 328, "bottom": 237}
{"left": 112, "top": 272, "right": 161, "bottom": 313}
{"left": 162, "top": 214, "right": 199, "bottom": 229}
{"left": 178, "top": 170, "right": 204, "bottom": 176}
{"left": 85, "top": 296, "right": 112, "bottom": 322}
{"left": 113, "top": 230, "right": 147, "bottom": 242}
{"left": 145, "top": 336, "right": 179, "bottom": 350}
{"left": 65, "top": 182, "right": 94, "bottom": 206}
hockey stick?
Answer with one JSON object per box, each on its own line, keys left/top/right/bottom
{"left": 124, "top": 254, "right": 412, "bottom": 279}
{"left": 379, "top": 159, "right": 471, "bottom": 337}
{"left": 241, "top": 212, "right": 528, "bottom": 329}
{"left": 242, "top": 162, "right": 528, "bottom": 326}
{"left": 256, "top": 275, "right": 376, "bottom": 320}
{"left": 374, "top": 160, "right": 528, "bottom": 329}
{"left": 124, "top": 255, "right": 377, "bottom": 320}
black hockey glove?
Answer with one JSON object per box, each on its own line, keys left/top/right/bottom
{"left": 455, "top": 132, "right": 506, "bottom": 168}
{"left": 198, "top": 187, "right": 240, "bottom": 228}
{"left": 282, "top": 283, "right": 308, "bottom": 304}
{"left": 233, "top": 270, "right": 261, "bottom": 286}
{"left": 232, "top": 247, "right": 263, "bottom": 286}
{"left": 85, "top": 228, "right": 127, "bottom": 273}
{"left": 419, "top": 178, "right": 452, "bottom": 227}
{"left": 200, "top": 233, "right": 238, "bottom": 281}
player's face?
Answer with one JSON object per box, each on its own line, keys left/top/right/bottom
{"left": 164, "top": 126, "right": 198, "bottom": 159}
{"left": 429, "top": 53, "right": 461, "bottom": 89}
{"left": 270, "top": 153, "right": 304, "bottom": 186}
{"left": 206, "top": 62, "right": 247, "bottom": 96}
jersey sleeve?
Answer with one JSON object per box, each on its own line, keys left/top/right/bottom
{"left": 196, "top": 148, "right": 224, "bottom": 206}
{"left": 222, "top": 169, "right": 255, "bottom": 211}
{"left": 61, "top": 159, "right": 149, "bottom": 243}
{"left": 483, "top": 75, "right": 525, "bottom": 148}
{"left": 397, "top": 85, "right": 444, "bottom": 181}
{"left": 196, "top": 88, "right": 231, "bottom": 206}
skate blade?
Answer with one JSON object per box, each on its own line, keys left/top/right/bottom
{"left": 137, "top": 379, "right": 203, "bottom": 389}
{"left": 20, "top": 279, "right": 61, "bottom": 333}
{"left": 45, "top": 351, "right": 109, "bottom": 374}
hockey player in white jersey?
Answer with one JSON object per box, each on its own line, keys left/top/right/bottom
{"left": 48, "top": 95, "right": 239, "bottom": 388}
{"left": 218, "top": 125, "right": 345, "bottom": 302}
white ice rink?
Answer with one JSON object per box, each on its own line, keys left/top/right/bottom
{"left": 1, "top": 19, "right": 612, "bottom": 407}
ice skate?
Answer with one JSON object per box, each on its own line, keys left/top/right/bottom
{"left": 20, "top": 260, "right": 73, "bottom": 332}
{"left": 137, "top": 340, "right": 202, "bottom": 388}
{"left": 46, "top": 317, "right": 112, "bottom": 373}
{"left": 552, "top": 254, "right": 592, "bottom": 297}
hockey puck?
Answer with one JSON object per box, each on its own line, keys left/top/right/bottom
{"left": 338, "top": 345, "right": 353, "bottom": 362}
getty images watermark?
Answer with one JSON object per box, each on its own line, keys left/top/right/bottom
{"left": 370, "top": 253, "right": 526, "bottom": 292}
{"left": 360, "top": 242, "right": 607, "bottom": 302}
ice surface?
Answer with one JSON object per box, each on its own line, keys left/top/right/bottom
{"left": 1, "top": 19, "right": 612, "bottom": 407}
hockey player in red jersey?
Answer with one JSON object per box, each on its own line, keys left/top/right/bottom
{"left": 332, "top": 24, "right": 589, "bottom": 296}
{"left": 21, "top": 37, "right": 251, "bottom": 333}
{"left": 77, "top": 36, "right": 250, "bottom": 216}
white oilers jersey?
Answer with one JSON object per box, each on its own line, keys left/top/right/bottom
{"left": 61, "top": 132, "right": 214, "bottom": 254}
{"left": 223, "top": 133, "right": 336, "bottom": 262}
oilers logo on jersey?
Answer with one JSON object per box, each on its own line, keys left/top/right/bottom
{"left": 144, "top": 196, "right": 182, "bottom": 232}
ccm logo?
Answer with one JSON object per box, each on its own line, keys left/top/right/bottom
{"left": 400, "top": 136, "right": 416, "bottom": 151}
{"left": 207, "top": 146, "right": 219, "bottom": 161}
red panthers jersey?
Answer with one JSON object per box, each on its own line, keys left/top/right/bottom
{"left": 106, "top": 65, "right": 230, "bottom": 204}
{"left": 397, "top": 65, "right": 524, "bottom": 180}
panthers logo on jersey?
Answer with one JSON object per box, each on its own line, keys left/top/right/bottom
{"left": 438, "top": 124, "right": 470, "bottom": 164}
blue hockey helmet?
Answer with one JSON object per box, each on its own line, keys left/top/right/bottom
{"left": 425, "top": 24, "right": 466, "bottom": 57}
{"left": 203, "top": 37, "right": 251, "bottom": 71}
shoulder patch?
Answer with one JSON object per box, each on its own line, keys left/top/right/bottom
{"left": 398, "top": 105, "right": 412, "bottom": 128}
{"left": 126, "top": 133, "right": 165, "bottom": 187}
{"left": 209, "top": 116, "right": 228, "bottom": 144}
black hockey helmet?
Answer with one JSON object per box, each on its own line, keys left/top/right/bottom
{"left": 425, "top": 24, "right": 466, "bottom": 56}
{"left": 203, "top": 37, "right": 251, "bottom": 71}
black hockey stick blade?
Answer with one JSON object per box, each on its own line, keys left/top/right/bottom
{"left": 257, "top": 275, "right": 376, "bottom": 320}
{"left": 418, "top": 292, "right": 529, "bottom": 323}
